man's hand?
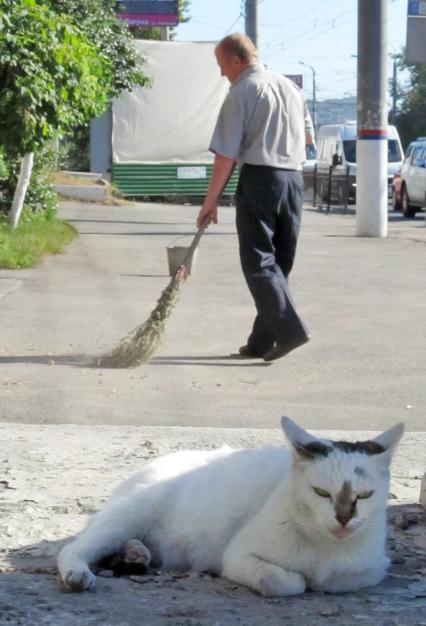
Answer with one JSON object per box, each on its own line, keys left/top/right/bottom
{"left": 196, "top": 154, "right": 236, "bottom": 228}
{"left": 197, "top": 201, "right": 217, "bottom": 228}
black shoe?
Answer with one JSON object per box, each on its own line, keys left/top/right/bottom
{"left": 237, "top": 344, "right": 269, "bottom": 358}
{"left": 263, "top": 335, "right": 311, "bottom": 362}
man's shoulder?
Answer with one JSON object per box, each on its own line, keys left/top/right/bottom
{"left": 237, "top": 65, "right": 301, "bottom": 93}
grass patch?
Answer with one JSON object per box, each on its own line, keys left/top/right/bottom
{"left": 0, "top": 215, "right": 77, "bottom": 269}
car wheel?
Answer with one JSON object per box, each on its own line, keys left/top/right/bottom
{"left": 392, "top": 188, "right": 402, "bottom": 210}
{"left": 401, "top": 186, "right": 417, "bottom": 218}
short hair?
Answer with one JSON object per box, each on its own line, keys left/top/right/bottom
{"left": 216, "top": 33, "right": 258, "bottom": 63}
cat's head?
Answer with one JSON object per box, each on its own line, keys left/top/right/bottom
{"left": 281, "top": 417, "right": 404, "bottom": 541}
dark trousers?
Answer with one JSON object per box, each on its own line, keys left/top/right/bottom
{"left": 235, "top": 164, "right": 309, "bottom": 352}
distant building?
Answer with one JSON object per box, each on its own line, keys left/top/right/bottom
{"left": 307, "top": 96, "right": 357, "bottom": 128}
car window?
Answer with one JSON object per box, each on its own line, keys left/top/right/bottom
{"left": 404, "top": 144, "right": 414, "bottom": 163}
{"left": 343, "top": 139, "right": 402, "bottom": 163}
{"left": 388, "top": 140, "right": 402, "bottom": 162}
{"left": 412, "top": 146, "right": 423, "bottom": 164}
{"left": 343, "top": 140, "right": 356, "bottom": 162}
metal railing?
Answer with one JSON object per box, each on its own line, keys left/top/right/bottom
{"left": 303, "top": 165, "right": 352, "bottom": 212}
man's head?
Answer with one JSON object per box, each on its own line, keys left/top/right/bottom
{"left": 215, "top": 33, "right": 257, "bottom": 83}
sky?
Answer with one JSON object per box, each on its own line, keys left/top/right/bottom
{"left": 174, "top": 0, "right": 409, "bottom": 102}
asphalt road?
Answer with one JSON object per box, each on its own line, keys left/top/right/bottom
{"left": 0, "top": 200, "right": 425, "bottom": 431}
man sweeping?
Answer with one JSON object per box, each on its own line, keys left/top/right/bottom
{"left": 197, "top": 32, "right": 314, "bottom": 362}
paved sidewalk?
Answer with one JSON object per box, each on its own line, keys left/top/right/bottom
{"left": 0, "top": 200, "right": 425, "bottom": 431}
{"left": 0, "top": 200, "right": 425, "bottom": 625}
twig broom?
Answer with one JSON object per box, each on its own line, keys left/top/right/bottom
{"left": 94, "top": 220, "right": 209, "bottom": 368}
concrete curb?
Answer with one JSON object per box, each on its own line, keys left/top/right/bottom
{"left": 53, "top": 171, "right": 109, "bottom": 202}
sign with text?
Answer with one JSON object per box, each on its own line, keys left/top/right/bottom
{"left": 177, "top": 166, "right": 207, "bottom": 180}
{"left": 406, "top": 1, "right": 426, "bottom": 63}
{"left": 115, "top": 0, "right": 178, "bottom": 27}
{"left": 408, "top": 1, "right": 426, "bottom": 15}
{"left": 285, "top": 74, "right": 303, "bottom": 89}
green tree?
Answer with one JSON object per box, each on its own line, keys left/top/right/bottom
{"left": 394, "top": 53, "right": 426, "bottom": 149}
{"left": 0, "top": 0, "right": 113, "bottom": 227}
{"left": 47, "top": 0, "right": 150, "bottom": 97}
{"left": 47, "top": 0, "right": 153, "bottom": 172}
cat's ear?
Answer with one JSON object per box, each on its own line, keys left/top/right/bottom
{"left": 281, "top": 416, "right": 331, "bottom": 460}
{"left": 372, "top": 422, "right": 405, "bottom": 450}
{"left": 371, "top": 422, "right": 405, "bottom": 466}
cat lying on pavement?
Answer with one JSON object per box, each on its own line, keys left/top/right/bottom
{"left": 57, "top": 417, "right": 404, "bottom": 597}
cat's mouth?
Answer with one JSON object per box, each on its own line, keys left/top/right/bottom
{"left": 330, "top": 526, "right": 353, "bottom": 539}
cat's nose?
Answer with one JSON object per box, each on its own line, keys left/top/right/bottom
{"left": 335, "top": 512, "right": 351, "bottom": 527}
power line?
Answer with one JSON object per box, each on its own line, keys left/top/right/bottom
{"left": 261, "top": 0, "right": 338, "bottom": 29}
{"left": 261, "top": 14, "right": 356, "bottom": 58}
{"left": 190, "top": 17, "right": 234, "bottom": 32}
{"left": 261, "top": 6, "right": 356, "bottom": 53}
{"left": 260, "top": 0, "right": 339, "bottom": 26}
{"left": 225, "top": 15, "right": 244, "bottom": 33}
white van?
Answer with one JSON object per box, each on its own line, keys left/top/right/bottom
{"left": 316, "top": 121, "right": 403, "bottom": 200}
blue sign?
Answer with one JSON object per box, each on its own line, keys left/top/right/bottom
{"left": 407, "top": 1, "right": 426, "bottom": 16}
{"left": 115, "top": 1, "right": 178, "bottom": 26}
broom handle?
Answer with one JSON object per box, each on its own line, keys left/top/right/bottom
{"left": 180, "top": 217, "right": 211, "bottom": 271}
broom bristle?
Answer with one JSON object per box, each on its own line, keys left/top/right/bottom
{"left": 94, "top": 272, "right": 184, "bottom": 368}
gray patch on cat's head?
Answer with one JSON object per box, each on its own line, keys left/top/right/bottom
{"left": 293, "top": 441, "right": 332, "bottom": 460}
{"left": 332, "top": 440, "right": 385, "bottom": 456}
{"left": 294, "top": 440, "right": 384, "bottom": 461}
{"left": 354, "top": 466, "right": 366, "bottom": 477}
{"left": 282, "top": 417, "right": 388, "bottom": 463}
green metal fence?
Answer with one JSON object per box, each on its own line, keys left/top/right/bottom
{"left": 112, "top": 162, "right": 238, "bottom": 198}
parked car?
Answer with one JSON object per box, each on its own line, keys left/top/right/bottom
{"left": 316, "top": 121, "right": 403, "bottom": 201}
{"left": 392, "top": 137, "right": 426, "bottom": 217}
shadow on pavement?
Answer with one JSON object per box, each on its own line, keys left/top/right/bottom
{"left": 0, "top": 354, "right": 271, "bottom": 368}
{"left": 0, "top": 354, "right": 95, "bottom": 367}
{"left": 151, "top": 355, "right": 271, "bottom": 367}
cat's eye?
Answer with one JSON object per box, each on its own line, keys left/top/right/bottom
{"left": 357, "top": 490, "right": 374, "bottom": 499}
{"left": 312, "top": 486, "right": 331, "bottom": 498}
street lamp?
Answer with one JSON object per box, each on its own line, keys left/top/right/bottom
{"left": 299, "top": 61, "right": 316, "bottom": 132}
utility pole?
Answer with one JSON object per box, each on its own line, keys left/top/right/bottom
{"left": 391, "top": 57, "right": 397, "bottom": 125}
{"left": 356, "top": 0, "right": 388, "bottom": 238}
{"left": 245, "top": 0, "right": 258, "bottom": 48}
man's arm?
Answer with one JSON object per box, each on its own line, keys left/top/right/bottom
{"left": 303, "top": 99, "right": 315, "bottom": 146}
{"left": 306, "top": 131, "right": 315, "bottom": 146}
{"left": 196, "top": 154, "right": 236, "bottom": 228}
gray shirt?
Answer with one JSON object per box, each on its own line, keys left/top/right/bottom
{"left": 210, "top": 63, "right": 313, "bottom": 170}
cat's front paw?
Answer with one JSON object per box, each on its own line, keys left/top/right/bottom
{"left": 257, "top": 565, "right": 306, "bottom": 597}
{"left": 314, "top": 565, "right": 387, "bottom": 593}
{"left": 60, "top": 563, "right": 96, "bottom": 592}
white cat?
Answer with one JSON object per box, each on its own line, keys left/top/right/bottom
{"left": 57, "top": 417, "right": 404, "bottom": 597}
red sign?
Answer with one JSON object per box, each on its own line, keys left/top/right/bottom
{"left": 116, "top": 1, "right": 178, "bottom": 27}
